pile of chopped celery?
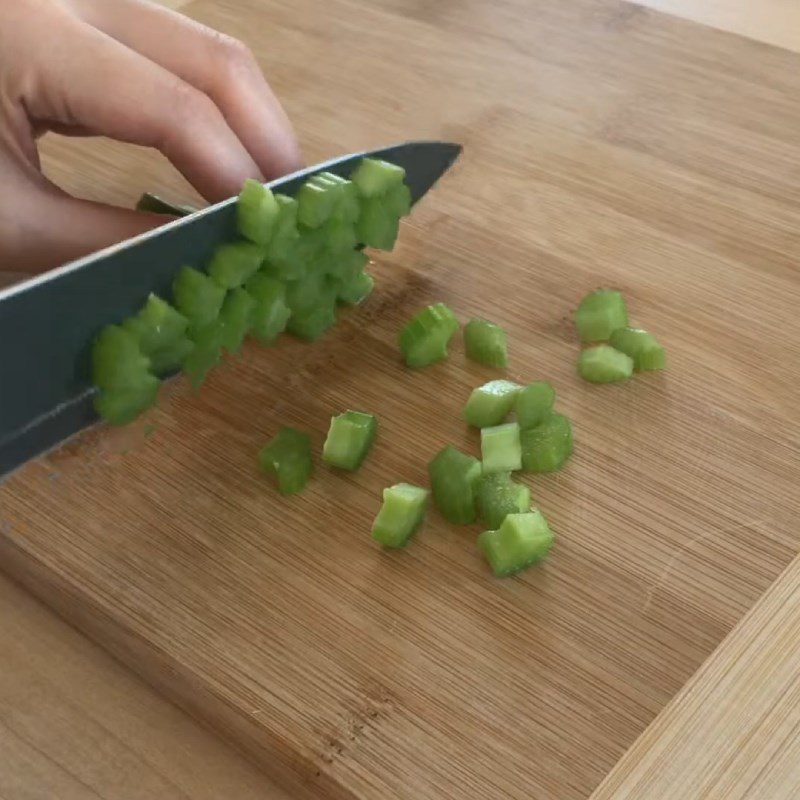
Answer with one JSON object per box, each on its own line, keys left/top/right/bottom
{"left": 93, "top": 163, "right": 670, "bottom": 583}
{"left": 574, "top": 289, "right": 666, "bottom": 384}
{"left": 90, "top": 158, "right": 410, "bottom": 424}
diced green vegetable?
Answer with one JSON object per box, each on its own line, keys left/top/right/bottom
{"left": 122, "top": 294, "right": 188, "bottom": 352}
{"left": 609, "top": 327, "right": 666, "bottom": 372}
{"left": 218, "top": 287, "right": 255, "bottom": 354}
{"left": 321, "top": 218, "right": 358, "bottom": 255}
{"left": 428, "top": 445, "right": 481, "bottom": 524}
{"left": 350, "top": 158, "right": 406, "bottom": 198}
{"left": 478, "top": 511, "right": 554, "bottom": 577}
{"left": 136, "top": 192, "right": 196, "bottom": 217}
{"left": 357, "top": 197, "right": 400, "bottom": 250}
{"left": 515, "top": 381, "right": 556, "bottom": 429}
{"left": 208, "top": 241, "right": 263, "bottom": 289}
{"left": 312, "top": 173, "right": 361, "bottom": 224}
{"left": 182, "top": 321, "right": 224, "bottom": 389}
{"left": 371, "top": 483, "right": 429, "bottom": 548}
{"left": 337, "top": 271, "right": 374, "bottom": 306}
{"left": 172, "top": 266, "right": 226, "bottom": 329}
{"left": 285, "top": 272, "right": 331, "bottom": 315}
{"left": 477, "top": 473, "right": 531, "bottom": 529}
{"left": 481, "top": 422, "right": 522, "bottom": 474}
{"left": 399, "top": 303, "right": 459, "bottom": 368}
{"left": 520, "top": 413, "right": 573, "bottom": 473}
{"left": 328, "top": 249, "right": 368, "bottom": 284}
{"left": 386, "top": 184, "right": 412, "bottom": 218}
{"left": 578, "top": 344, "right": 634, "bottom": 384}
{"left": 264, "top": 195, "right": 301, "bottom": 273}
{"left": 463, "top": 319, "right": 508, "bottom": 368}
{"left": 464, "top": 380, "right": 521, "bottom": 428}
{"left": 296, "top": 181, "right": 337, "bottom": 228}
{"left": 245, "top": 273, "right": 291, "bottom": 344}
{"left": 575, "top": 289, "right": 628, "bottom": 342}
{"left": 258, "top": 426, "right": 312, "bottom": 495}
{"left": 286, "top": 304, "right": 337, "bottom": 342}
{"left": 91, "top": 325, "right": 152, "bottom": 390}
{"left": 94, "top": 376, "right": 160, "bottom": 426}
{"left": 237, "top": 179, "right": 279, "bottom": 245}
{"left": 122, "top": 294, "right": 192, "bottom": 374}
{"left": 322, "top": 411, "right": 378, "bottom": 470}
{"left": 336, "top": 180, "right": 361, "bottom": 223}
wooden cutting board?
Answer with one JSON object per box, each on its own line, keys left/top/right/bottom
{"left": 3, "top": 1, "right": 800, "bottom": 797}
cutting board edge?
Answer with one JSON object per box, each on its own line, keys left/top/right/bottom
{"left": 0, "top": 534, "right": 357, "bottom": 800}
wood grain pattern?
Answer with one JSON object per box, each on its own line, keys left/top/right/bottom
{"left": 0, "top": 574, "right": 290, "bottom": 800}
{"left": 2, "top": 0, "right": 800, "bottom": 798}
{"left": 636, "top": 0, "right": 800, "bottom": 52}
{"left": 591, "top": 552, "right": 800, "bottom": 799}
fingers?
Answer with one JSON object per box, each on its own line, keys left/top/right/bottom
{"left": 28, "top": 13, "right": 263, "bottom": 201}
{"left": 68, "top": 0, "right": 302, "bottom": 179}
{"left": 0, "top": 158, "right": 167, "bottom": 272}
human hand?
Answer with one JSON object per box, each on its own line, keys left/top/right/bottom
{"left": 0, "top": 0, "right": 301, "bottom": 272}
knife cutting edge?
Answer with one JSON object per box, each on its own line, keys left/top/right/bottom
{"left": 0, "top": 140, "right": 461, "bottom": 478}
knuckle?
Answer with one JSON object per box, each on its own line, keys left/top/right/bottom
{"left": 171, "top": 80, "right": 214, "bottom": 121}
{"left": 209, "top": 32, "right": 257, "bottom": 78}
{"left": 158, "top": 80, "right": 217, "bottom": 148}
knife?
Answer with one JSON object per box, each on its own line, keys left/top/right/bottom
{"left": 0, "top": 140, "right": 461, "bottom": 478}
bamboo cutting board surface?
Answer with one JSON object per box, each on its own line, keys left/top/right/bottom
{"left": 3, "top": 1, "right": 800, "bottom": 797}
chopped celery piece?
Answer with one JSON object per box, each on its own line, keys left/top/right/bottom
{"left": 92, "top": 325, "right": 151, "bottom": 390}
{"left": 264, "top": 243, "right": 307, "bottom": 281}
{"left": 578, "top": 345, "right": 633, "bottom": 384}
{"left": 122, "top": 294, "right": 192, "bottom": 374}
{"left": 296, "top": 181, "right": 336, "bottom": 228}
{"left": 123, "top": 294, "right": 188, "bottom": 352}
{"left": 520, "top": 413, "right": 573, "bottom": 473}
{"left": 264, "top": 195, "right": 302, "bottom": 276}
{"left": 481, "top": 422, "right": 522, "bottom": 474}
{"left": 477, "top": 473, "right": 532, "bottom": 530}
{"left": 136, "top": 192, "right": 196, "bottom": 217}
{"left": 328, "top": 248, "right": 368, "bottom": 284}
{"left": 219, "top": 288, "right": 255, "bottom": 354}
{"left": 285, "top": 272, "right": 334, "bottom": 315}
{"left": 478, "top": 511, "right": 554, "bottom": 577}
{"left": 182, "top": 322, "right": 223, "bottom": 388}
{"left": 463, "top": 319, "right": 508, "bottom": 368}
{"left": 609, "top": 327, "right": 666, "bottom": 371}
{"left": 269, "top": 195, "right": 299, "bottom": 242}
{"left": 464, "top": 380, "right": 520, "bottom": 428}
{"left": 245, "top": 273, "right": 291, "bottom": 343}
{"left": 386, "top": 184, "right": 412, "bottom": 218}
{"left": 208, "top": 241, "right": 263, "bottom": 289}
{"left": 399, "top": 303, "right": 459, "bottom": 368}
{"left": 322, "top": 411, "right": 377, "bottom": 470}
{"left": 428, "top": 446, "right": 481, "bottom": 524}
{"left": 237, "top": 179, "right": 279, "bottom": 245}
{"left": 258, "top": 427, "right": 312, "bottom": 495}
{"left": 372, "top": 483, "right": 428, "bottom": 548}
{"left": 94, "top": 376, "right": 160, "bottom": 426}
{"left": 148, "top": 338, "right": 194, "bottom": 375}
{"left": 337, "top": 271, "right": 374, "bottom": 306}
{"left": 336, "top": 180, "right": 361, "bottom": 223}
{"left": 350, "top": 158, "right": 405, "bottom": 198}
{"left": 357, "top": 197, "right": 399, "bottom": 250}
{"left": 322, "top": 218, "right": 358, "bottom": 255}
{"left": 172, "top": 266, "right": 226, "bottom": 329}
{"left": 312, "top": 173, "right": 362, "bottom": 223}
{"left": 575, "top": 289, "right": 628, "bottom": 342}
{"left": 515, "top": 381, "right": 556, "bottom": 429}
{"left": 286, "top": 304, "right": 337, "bottom": 342}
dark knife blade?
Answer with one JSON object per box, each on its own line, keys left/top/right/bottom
{"left": 0, "top": 140, "right": 461, "bottom": 477}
